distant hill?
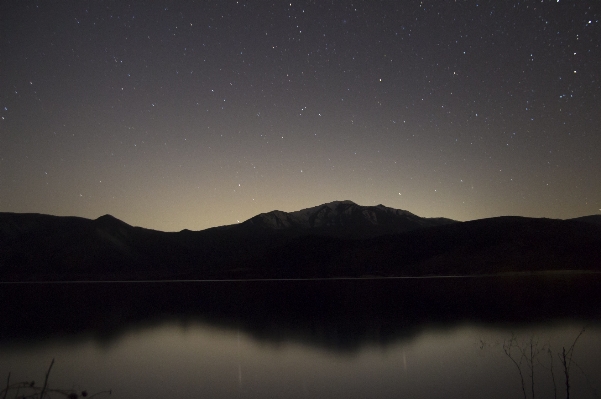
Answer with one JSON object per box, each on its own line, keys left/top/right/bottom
{"left": 570, "top": 215, "right": 601, "bottom": 226}
{"left": 1, "top": 203, "right": 600, "bottom": 281}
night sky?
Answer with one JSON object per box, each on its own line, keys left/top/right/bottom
{"left": 1, "top": 1, "right": 600, "bottom": 232}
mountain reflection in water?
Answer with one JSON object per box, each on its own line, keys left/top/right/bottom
{"left": 1, "top": 275, "right": 600, "bottom": 399}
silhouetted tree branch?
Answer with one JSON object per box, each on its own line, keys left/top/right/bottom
{"left": 0, "top": 360, "right": 111, "bottom": 399}
{"left": 503, "top": 334, "right": 528, "bottom": 399}
{"left": 502, "top": 328, "right": 594, "bottom": 399}
{"left": 559, "top": 327, "right": 585, "bottom": 399}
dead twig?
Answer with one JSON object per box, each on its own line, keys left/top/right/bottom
{"left": 39, "top": 358, "right": 55, "bottom": 399}
{"left": 503, "top": 335, "right": 528, "bottom": 399}
{"left": 559, "top": 326, "right": 586, "bottom": 399}
{"left": 2, "top": 372, "right": 9, "bottom": 399}
{"left": 1, "top": 360, "right": 110, "bottom": 399}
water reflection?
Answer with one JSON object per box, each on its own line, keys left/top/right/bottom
{"left": 1, "top": 276, "right": 601, "bottom": 398}
{"left": 2, "top": 322, "right": 599, "bottom": 399}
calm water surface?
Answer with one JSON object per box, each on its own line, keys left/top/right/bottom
{"left": 1, "top": 276, "right": 600, "bottom": 399}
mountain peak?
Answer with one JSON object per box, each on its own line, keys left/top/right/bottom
{"left": 94, "top": 214, "right": 132, "bottom": 230}
{"left": 240, "top": 200, "right": 455, "bottom": 238}
{"left": 95, "top": 214, "right": 120, "bottom": 222}
{"left": 291, "top": 200, "right": 356, "bottom": 216}
{"left": 323, "top": 200, "right": 356, "bottom": 208}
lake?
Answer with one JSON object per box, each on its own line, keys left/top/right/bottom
{"left": 1, "top": 275, "right": 600, "bottom": 398}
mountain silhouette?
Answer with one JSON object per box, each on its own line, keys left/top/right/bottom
{"left": 1, "top": 202, "right": 600, "bottom": 281}
{"left": 238, "top": 200, "right": 455, "bottom": 238}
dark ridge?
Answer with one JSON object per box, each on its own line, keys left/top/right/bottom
{"left": 570, "top": 214, "right": 601, "bottom": 226}
{"left": 2, "top": 205, "right": 601, "bottom": 281}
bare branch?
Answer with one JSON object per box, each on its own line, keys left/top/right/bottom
{"left": 1, "top": 372, "right": 9, "bottom": 399}
{"left": 0, "top": 360, "right": 110, "bottom": 399}
{"left": 503, "top": 336, "right": 528, "bottom": 399}
{"left": 39, "top": 358, "right": 54, "bottom": 399}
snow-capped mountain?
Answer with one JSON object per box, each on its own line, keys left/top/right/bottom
{"left": 239, "top": 200, "right": 455, "bottom": 238}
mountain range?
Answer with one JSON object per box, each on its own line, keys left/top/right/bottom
{"left": 1, "top": 200, "right": 600, "bottom": 280}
